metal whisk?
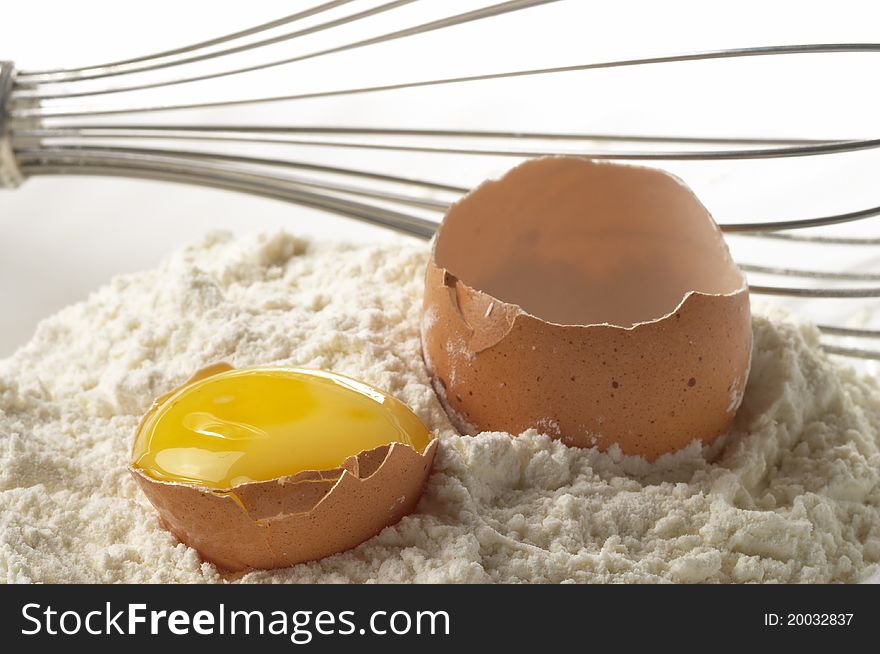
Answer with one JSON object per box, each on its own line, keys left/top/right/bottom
{"left": 1, "top": 0, "right": 878, "bottom": 360}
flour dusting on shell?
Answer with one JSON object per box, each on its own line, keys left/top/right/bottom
{"left": 1, "top": 231, "right": 878, "bottom": 583}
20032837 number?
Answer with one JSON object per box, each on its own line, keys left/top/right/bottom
{"left": 764, "top": 613, "right": 854, "bottom": 626}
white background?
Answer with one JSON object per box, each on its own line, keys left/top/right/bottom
{"left": 1, "top": 0, "right": 879, "bottom": 359}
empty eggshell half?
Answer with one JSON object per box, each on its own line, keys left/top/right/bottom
{"left": 131, "top": 363, "right": 437, "bottom": 571}
{"left": 421, "top": 156, "right": 751, "bottom": 461}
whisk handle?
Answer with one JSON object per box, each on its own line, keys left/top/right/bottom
{"left": 1, "top": 61, "right": 23, "bottom": 189}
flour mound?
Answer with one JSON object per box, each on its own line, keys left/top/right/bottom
{"left": 1, "top": 231, "right": 878, "bottom": 583}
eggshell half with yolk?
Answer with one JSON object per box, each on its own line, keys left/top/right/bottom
{"left": 131, "top": 363, "right": 437, "bottom": 571}
{"left": 421, "top": 156, "right": 751, "bottom": 461}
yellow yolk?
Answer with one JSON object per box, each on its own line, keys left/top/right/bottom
{"left": 131, "top": 367, "right": 432, "bottom": 490}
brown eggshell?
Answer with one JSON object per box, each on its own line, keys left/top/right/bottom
{"left": 421, "top": 156, "right": 751, "bottom": 461}
{"left": 131, "top": 364, "right": 438, "bottom": 571}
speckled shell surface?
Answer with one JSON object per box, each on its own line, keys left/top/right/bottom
{"left": 421, "top": 157, "right": 752, "bottom": 460}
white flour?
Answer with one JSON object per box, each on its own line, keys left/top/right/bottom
{"left": 1, "top": 231, "right": 878, "bottom": 583}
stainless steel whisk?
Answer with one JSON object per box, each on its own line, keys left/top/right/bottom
{"left": 1, "top": 0, "right": 878, "bottom": 360}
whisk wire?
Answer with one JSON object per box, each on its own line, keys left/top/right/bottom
{"left": 17, "top": 0, "right": 360, "bottom": 79}
{"left": 14, "top": 0, "right": 559, "bottom": 98}
{"left": 1, "top": 1, "right": 878, "bottom": 360}
{"left": 13, "top": 43, "right": 880, "bottom": 121}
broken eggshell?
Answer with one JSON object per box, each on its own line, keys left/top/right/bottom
{"left": 421, "top": 156, "right": 751, "bottom": 461}
{"left": 130, "top": 363, "right": 438, "bottom": 571}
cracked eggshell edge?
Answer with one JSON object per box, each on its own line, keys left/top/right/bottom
{"left": 420, "top": 158, "right": 752, "bottom": 461}
{"left": 130, "top": 363, "right": 438, "bottom": 571}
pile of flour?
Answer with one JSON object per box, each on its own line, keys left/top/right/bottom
{"left": 1, "top": 231, "right": 878, "bottom": 583}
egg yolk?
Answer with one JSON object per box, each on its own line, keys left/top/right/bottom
{"left": 131, "top": 367, "right": 432, "bottom": 490}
